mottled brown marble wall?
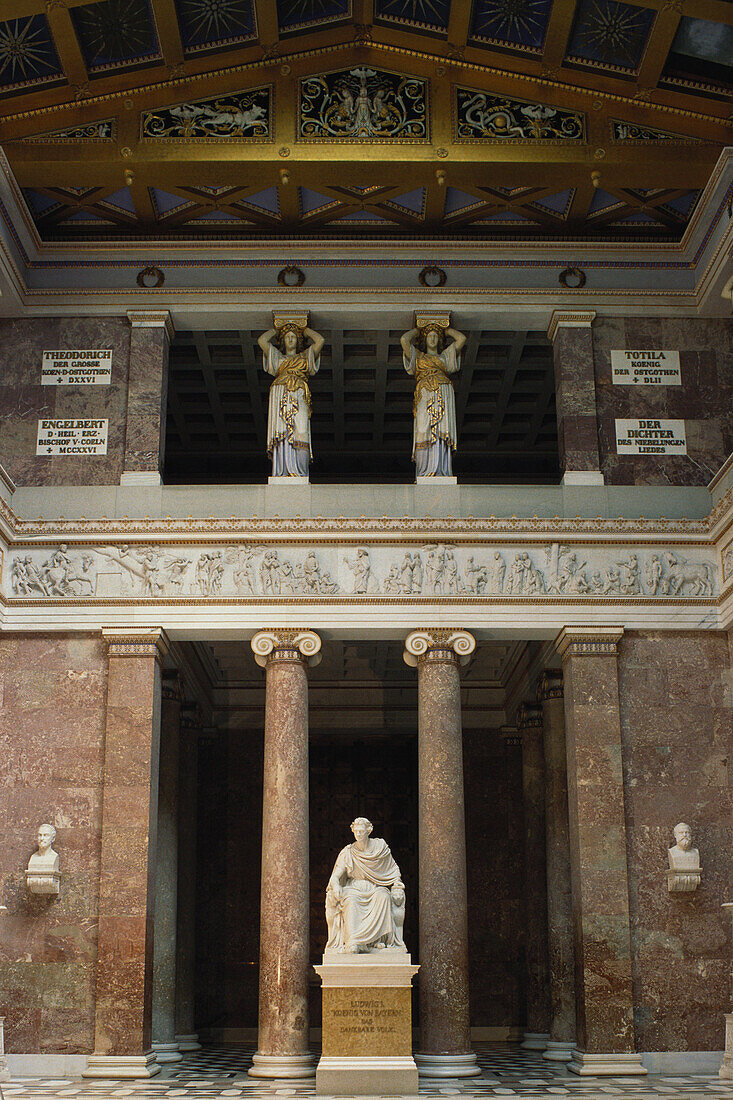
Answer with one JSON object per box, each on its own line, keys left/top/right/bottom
{"left": 594, "top": 317, "right": 733, "bottom": 485}
{"left": 0, "top": 633, "right": 107, "bottom": 1055}
{"left": 618, "top": 630, "right": 733, "bottom": 1051}
{"left": 552, "top": 321, "right": 602, "bottom": 476}
{"left": 0, "top": 317, "right": 131, "bottom": 486}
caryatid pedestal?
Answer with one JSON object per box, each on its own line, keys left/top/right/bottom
{"left": 249, "top": 629, "right": 322, "bottom": 1079}
{"left": 403, "top": 629, "right": 480, "bottom": 1078}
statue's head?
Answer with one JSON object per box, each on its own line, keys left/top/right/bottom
{"left": 37, "top": 824, "right": 56, "bottom": 852}
{"left": 276, "top": 322, "right": 305, "bottom": 354}
{"left": 351, "top": 817, "right": 373, "bottom": 839}
{"left": 673, "top": 822, "right": 692, "bottom": 850}
{"left": 417, "top": 323, "right": 445, "bottom": 353}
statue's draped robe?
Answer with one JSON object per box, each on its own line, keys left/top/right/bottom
{"left": 326, "top": 838, "right": 406, "bottom": 952}
{"left": 403, "top": 343, "right": 460, "bottom": 477}
{"left": 263, "top": 343, "right": 320, "bottom": 476}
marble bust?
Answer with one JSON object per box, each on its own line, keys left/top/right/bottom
{"left": 325, "top": 817, "right": 407, "bottom": 954}
{"left": 26, "top": 823, "right": 60, "bottom": 895}
{"left": 667, "top": 822, "right": 701, "bottom": 893}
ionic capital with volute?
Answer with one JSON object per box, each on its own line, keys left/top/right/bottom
{"left": 403, "top": 628, "right": 475, "bottom": 668}
{"left": 537, "top": 670, "right": 564, "bottom": 703}
{"left": 251, "top": 629, "right": 322, "bottom": 668}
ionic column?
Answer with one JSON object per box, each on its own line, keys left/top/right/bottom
{"left": 538, "top": 671, "right": 576, "bottom": 1062}
{"left": 547, "top": 311, "right": 603, "bottom": 486}
{"left": 517, "top": 703, "right": 550, "bottom": 1051}
{"left": 556, "top": 627, "right": 646, "bottom": 1077}
{"left": 84, "top": 629, "right": 168, "bottom": 1080}
{"left": 404, "top": 629, "right": 480, "bottom": 1078}
{"left": 175, "top": 703, "right": 201, "bottom": 1051}
{"left": 249, "top": 629, "right": 322, "bottom": 1079}
{"left": 121, "top": 311, "right": 173, "bottom": 486}
{"left": 151, "top": 675, "right": 183, "bottom": 1064}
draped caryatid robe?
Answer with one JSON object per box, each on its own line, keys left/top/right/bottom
{"left": 263, "top": 342, "right": 320, "bottom": 477}
{"left": 403, "top": 342, "right": 460, "bottom": 477}
{"left": 325, "top": 838, "right": 406, "bottom": 953}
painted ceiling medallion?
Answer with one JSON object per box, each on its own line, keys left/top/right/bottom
{"left": 277, "top": 0, "right": 350, "bottom": 33}
{"left": 566, "top": 0, "right": 655, "bottom": 73}
{"left": 141, "top": 86, "right": 271, "bottom": 140}
{"left": 375, "top": 0, "right": 451, "bottom": 33}
{"left": 612, "top": 120, "right": 701, "bottom": 143}
{"left": 0, "top": 15, "right": 63, "bottom": 94}
{"left": 70, "top": 0, "right": 160, "bottom": 73}
{"left": 455, "top": 88, "right": 585, "bottom": 142}
{"left": 470, "top": 0, "right": 552, "bottom": 52}
{"left": 300, "top": 66, "right": 428, "bottom": 141}
{"left": 174, "top": 0, "right": 257, "bottom": 54}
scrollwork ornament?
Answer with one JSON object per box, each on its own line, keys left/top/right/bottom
{"left": 403, "top": 628, "right": 475, "bottom": 668}
{"left": 251, "top": 629, "right": 321, "bottom": 667}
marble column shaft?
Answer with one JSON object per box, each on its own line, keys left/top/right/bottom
{"left": 547, "top": 312, "right": 601, "bottom": 477}
{"left": 539, "top": 671, "right": 576, "bottom": 1056}
{"left": 405, "top": 629, "right": 477, "bottom": 1073}
{"left": 86, "top": 629, "right": 167, "bottom": 1078}
{"left": 517, "top": 704, "right": 550, "bottom": 1046}
{"left": 123, "top": 312, "right": 172, "bottom": 479}
{"left": 250, "top": 630, "right": 321, "bottom": 1078}
{"left": 175, "top": 707, "right": 200, "bottom": 1049}
{"left": 556, "top": 628, "right": 636, "bottom": 1058}
{"left": 151, "top": 676, "right": 182, "bottom": 1061}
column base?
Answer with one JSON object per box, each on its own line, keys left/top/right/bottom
{"left": 561, "top": 471, "right": 604, "bottom": 486}
{"left": 248, "top": 1052, "right": 316, "bottom": 1078}
{"left": 151, "top": 1041, "right": 182, "bottom": 1063}
{"left": 568, "top": 1051, "right": 648, "bottom": 1076}
{"left": 416, "top": 476, "right": 457, "bottom": 485}
{"left": 415, "top": 1052, "right": 481, "bottom": 1077}
{"left": 317, "top": 1055, "right": 417, "bottom": 1095}
{"left": 720, "top": 1012, "right": 733, "bottom": 1080}
{"left": 120, "top": 471, "right": 163, "bottom": 486}
{"left": 0, "top": 1058, "right": 9, "bottom": 1083}
{"left": 542, "top": 1041, "right": 576, "bottom": 1062}
{"left": 521, "top": 1031, "right": 550, "bottom": 1050}
{"left": 268, "top": 475, "right": 309, "bottom": 485}
{"left": 176, "top": 1033, "right": 202, "bottom": 1051}
{"left": 82, "top": 1053, "right": 161, "bottom": 1079}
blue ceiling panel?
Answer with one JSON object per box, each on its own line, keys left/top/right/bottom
{"left": 470, "top": 0, "right": 552, "bottom": 52}
{"left": 174, "top": 0, "right": 257, "bottom": 55}
{"left": 276, "top": 0, "right": 350, "bottom": 34}
{"left": 566, "top": 0, "right": 655, "bottom": 73}
{"left": 71, "top": 0, "right": 160, "bottom": 74}
{"left": 0, "top": 15, "right": 64, "bottom": 95}
{"left": 375, "top": 0, "right": 451, "bottom": 34}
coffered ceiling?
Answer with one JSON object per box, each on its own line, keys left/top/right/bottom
{"left": 0, "top": 0, "right": 730, "bottom": 243}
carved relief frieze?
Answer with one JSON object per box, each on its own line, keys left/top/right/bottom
{"left": 4, "top": 540, "right": 717, "bottom": 602}
{"left": 454, "top": 87, "right": 585, "bottom": 143}
{"left": 141, "top": 86, "right": 271, "bottom": 140}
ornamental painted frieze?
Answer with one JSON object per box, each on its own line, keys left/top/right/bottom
{"left": 611, "top": 120, "right": 701, "bottom": 143}
{"left": 141, "top": 86, "right": 271, "bottom": 140}
{"left": 6, "top": 542, "right": 716, "bottom": 600}
{"left": 455, "top": 88, "right": 585, "bottom": 142}
{"left": 299, "top": 67, "right": 428, "bottom": 141}
{"left": 19, "top": 120, "right": 116, "bottom": 142}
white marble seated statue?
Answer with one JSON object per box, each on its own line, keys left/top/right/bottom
{"left": 401, "top": 321, "right": 466, "bottom": 478}
{"left": 667, "top": 821, "right": 701, "bottom": 892}
{"left": 26, "top": 823, "right": 60, "bottom": 893}
{"left": 258, "top": 319, "right": 324, "bottom": 478}
{"left": 325, "top": 817, "right": 406, "bottom": 954}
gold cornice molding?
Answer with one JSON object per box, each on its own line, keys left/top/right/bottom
{"left": 102, "top": 626, "right": 170, "bottom": 661}
{"left": 554, "top": 625, "right": 624, "bottom": 660}
{"left": 547, "top": 310, "right": 597, "bottom": 343}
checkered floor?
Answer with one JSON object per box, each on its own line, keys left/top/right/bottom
{"left": 1, "top": 1044, "right": 730, "bottom": 1099}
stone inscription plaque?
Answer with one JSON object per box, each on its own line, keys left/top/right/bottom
{"left": 321, "top": 986, "right": 412, "bottom": 1057}
{"left": 36, "top": 418, "right": 109, "bottom": 455}
{"left": 611, "top": 350, "right": 681, "bottom": 385}
{"left": 615, "top": 418, "right": 686, "bottom": 456}
{"left": 42, "top": 349, "right": 112, "bottom": 385}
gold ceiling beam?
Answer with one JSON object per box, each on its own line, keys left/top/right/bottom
{"left": 635, "top": 7, "right": 684, "bottom": 91}
{"left": 540, "top": 0, "right": 579, "bottom": 72}
{"left": 151, "top": 0, "right": 185, "bottom": 68}
{"left": 446, "top": 3, "right": 473, "bottom": 49}
{"left": 252, "top": 0, "right": 280, "bottom": 49}
{"left": 44, "top": 4, "right": 88, "bottom": 88}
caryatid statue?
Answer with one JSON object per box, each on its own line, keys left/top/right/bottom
{"left": 258, "top": 314, "right": 325, "bottom": 478}
{"left": 401, "top": 313, "right": 466, "bottom": 478}
{"left": 325, "top": 817, "right": 407, "bottom": 954}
